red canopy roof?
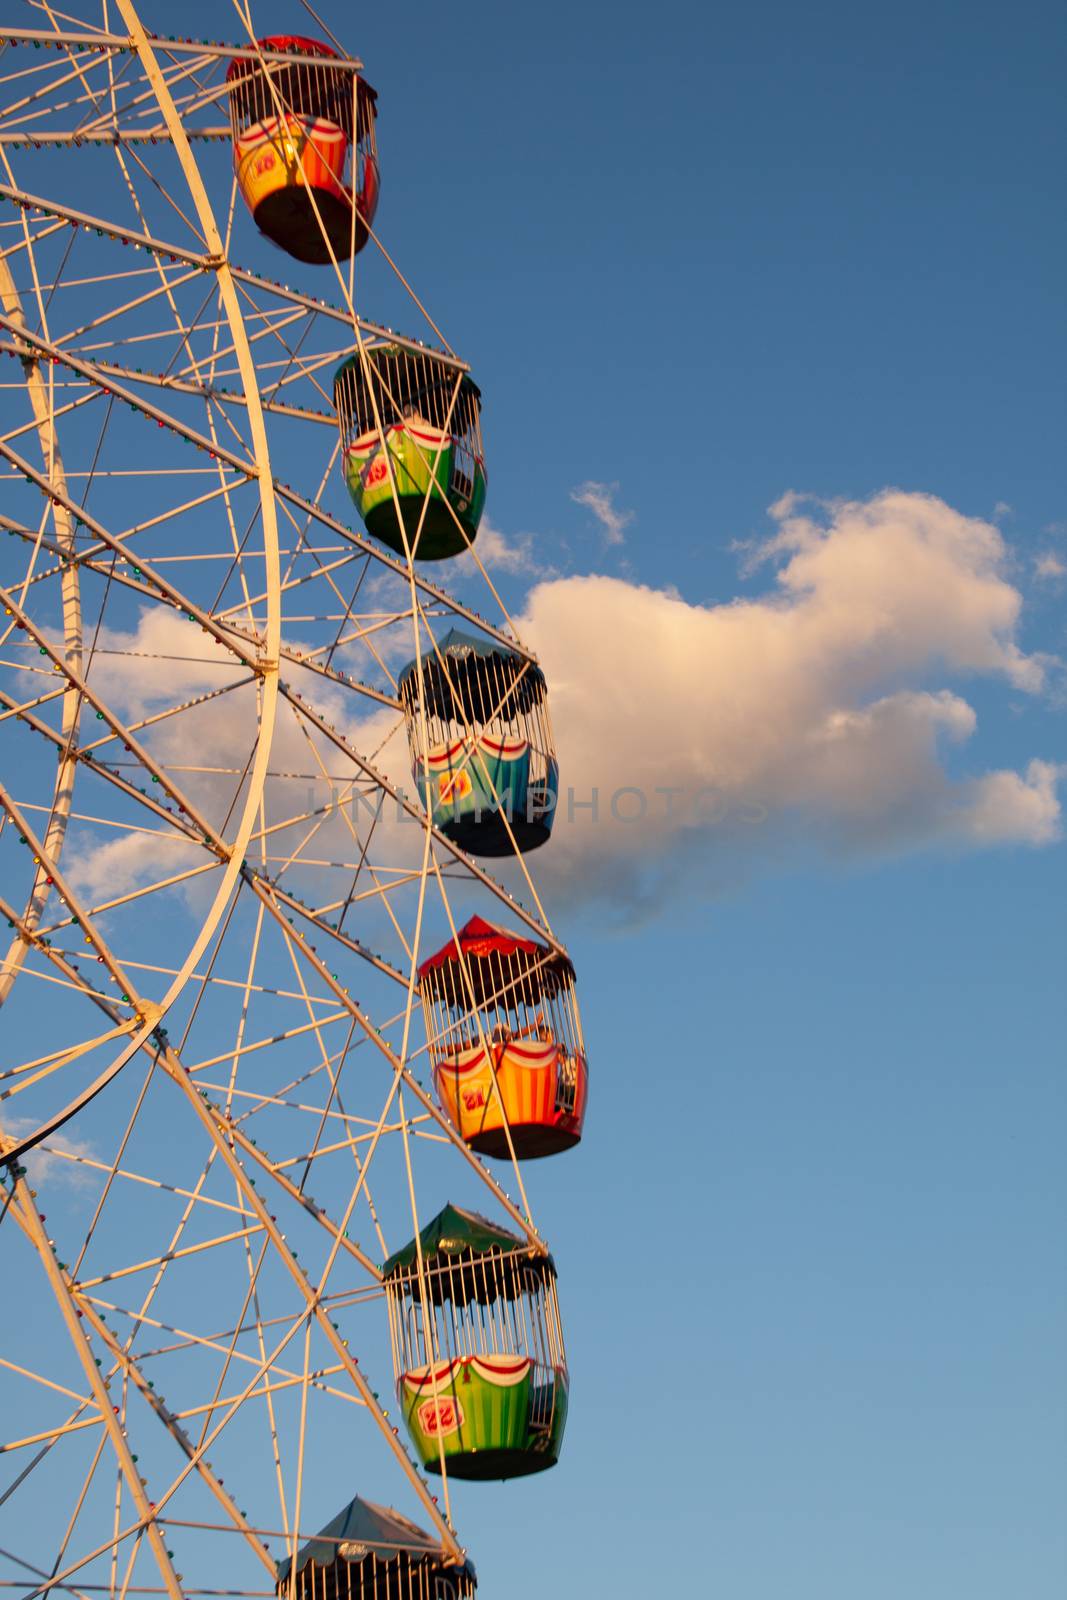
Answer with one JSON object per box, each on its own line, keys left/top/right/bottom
{"left": 226, "top": 35, "right": 340, "bottom": 80}
{"left": 418, "top": 915, "right": 543, "bottom": 978}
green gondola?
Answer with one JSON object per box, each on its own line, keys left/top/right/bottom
{"left": 334, "top": 345, "right": 486, "bottom": 560}
{"left": 382, "top": 1203, "right": 569, "bottom": 1480}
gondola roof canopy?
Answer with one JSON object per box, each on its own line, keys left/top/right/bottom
{"left": 418, "top": 915, "right": 573, "bottom": 1009}
{"left": 399, "top": 629, "right": 545, "bottom": 720}
{"left": 381, "top": 1201, "right": 554, "bottom": 1283}
{"left": 275, "top": 1493, "right": 475, "bottom": 1584}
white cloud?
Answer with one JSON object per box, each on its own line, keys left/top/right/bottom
{"left": 85, "top": 607, "right": 246, "bottom": 716}
{"left": 955, "top": 760, "right": 1062, "bottom": 845}
{"left": 518, "top": 490, "right": 1062, "bottom": 917}
{"left": 570, "top": 481, "right": 633, "bottom": 547}
{"left": 66, "top": 827, "right": 202, "bottom": 906}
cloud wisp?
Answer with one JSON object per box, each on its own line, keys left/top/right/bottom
{"left": 570, "top": 481, "right": 633, "bottom": 547}
{"left": 1035, "top": 551, "right": 1066, "bottom": 582}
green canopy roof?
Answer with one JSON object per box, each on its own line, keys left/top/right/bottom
{"left": 381, "top": 1202, "right": 539, "bottom": 1280}
{"left": 274, "top": 1494, "right": 475, "bottom": 1584}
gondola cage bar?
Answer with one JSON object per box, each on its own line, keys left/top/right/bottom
{"left": 281, "top": 1549, "right": 475, "bottom": 1600}
{"left": 227, "top": 35, "right": 379, "bottom": 264}
{"left": 400, "top": 630, "right": 558, "bottom": 855}
{"left": 333, "top": 347, "right": 486, "bottom": 561}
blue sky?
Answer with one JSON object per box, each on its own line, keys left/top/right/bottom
{"left": 348, "top": 1, "right": 1067, "bottom": 1592}
{"left": 3, "top": 0, "right": 1065, "bottom": 1596}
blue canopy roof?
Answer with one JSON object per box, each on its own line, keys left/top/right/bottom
{"left": 274, "top": 1494, "right": 475, "bottom": 1583}
{"left": 398, "top": 628, "right": 517, "bottom": 694}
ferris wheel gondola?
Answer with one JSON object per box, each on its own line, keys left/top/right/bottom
{"left": 419, "top": 916, "right": 589, "bottom": 1159}
{"left": 383, "top": 1204, "right": 569, "bottom": 1480}
{"left": 400, "top": 629, "right": 559, "bottom": 856}
{"left": 333, "top": 347, "right": 486, "bottom": 560}
{"left": 275, "top": 1495, "right": 478, "bottom": 1599}
{"left": 227, "top": 35, "right": 380, "bottom": 264}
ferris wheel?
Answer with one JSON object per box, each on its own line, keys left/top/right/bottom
{"left": 0, "top": 8, "right": 587, "bottom": 1598}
